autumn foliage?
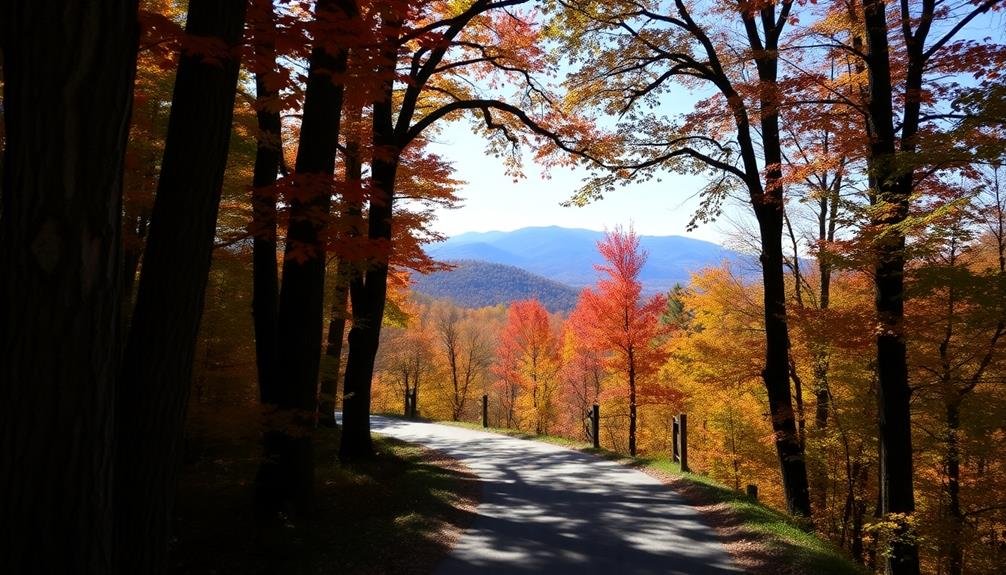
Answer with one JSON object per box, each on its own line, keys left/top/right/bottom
{"left": 5, "top": 1, "right": 1006, "bottom": 574}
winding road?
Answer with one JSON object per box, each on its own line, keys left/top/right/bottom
{"left": 369, "top": 415, "right": 739, "bottom": 574}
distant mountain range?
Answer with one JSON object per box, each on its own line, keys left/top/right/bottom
{"left": 411, "top": 260, "right": 581, "bottom": 312}
{"left": 425, "top": 226, "right": 749, "bottom": 293}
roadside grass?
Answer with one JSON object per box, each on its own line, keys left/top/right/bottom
{"left": 413, "top": 416, "right": 863, "bottom": 575}
{"left": 171, "top": 424, "right": 479, "bottom": 574}
{"left": 641, "top": 458, "right": 864, "bottom": 575}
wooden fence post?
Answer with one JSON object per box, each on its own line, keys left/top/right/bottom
{"left": 672, "top": 416, "right": 680, "bottom": 462}
{"left": 678, "top": 413, "right": 688, "bottom": 472}
{"left": 673, "top": 413, "right": 689, "bottom": 472}
{"left": 592, "top": 404, "right": 600, "bottom": 449}
{"left": 482, "top": 394, "right": 488, "bottom": 428}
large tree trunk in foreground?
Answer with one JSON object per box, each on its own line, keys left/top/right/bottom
{"left": 0, "top": 3, "right": 138, "bottom": 572}
{"left": 861, "top": 1, "right": 920, "bottom": 573}
{"left": 115, "top": 1, "right": 247, "bottom": 571}
{"left": 258, "top": 0, "right": 351, "bottom": 516}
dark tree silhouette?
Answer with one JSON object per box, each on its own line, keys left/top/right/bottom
{"left": 0, "top": 3, "right": 139, "bottom": 572}
{"left": 115, "top": 1, "right": 248, "bottom": 571}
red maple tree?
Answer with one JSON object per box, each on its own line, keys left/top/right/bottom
{"left": 493, "top": 299, "right": 562, "bottom": 434}
{"left": 570, "top": 226, "right": 670, "bottom": 456}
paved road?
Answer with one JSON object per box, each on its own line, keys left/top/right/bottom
{"left": 369, "top": 416, "right": 738, "bottom": 574}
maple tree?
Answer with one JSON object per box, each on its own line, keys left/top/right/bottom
{"left": 492, "top": 299, "right": 563, "bottom": 434}
{"left": 248, "top": 0, "right": 284, "bottom": 415}
{"left": 434, "top": 302, "right": 494, "bottom": 421}
{"left": 338, "top": 0, "right": 577, "bottom": 460}
{"left": 569, "top": 227, "right": 669, "bottom": 456}
{"left": 254, "top": 0, "right": 357, "bottom": 516}
{"left": 832, "top": 2, "right": 1006, "bottom": 571}
{"left": 377, "top": 305, "right": 437, "bottom": 418}
{"left": 548, "top": 0, "right": 814, "bottom": 515}
{"left": 555, "top": 325, "right": 605, "bottom": 441}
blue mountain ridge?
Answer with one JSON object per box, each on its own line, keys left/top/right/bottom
{"left": 425, "top": 226, "right": 751, "bottom": 293}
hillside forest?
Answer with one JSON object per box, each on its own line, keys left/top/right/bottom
{"left": 1, "top": 1, "right": 1005, "bottom": 575}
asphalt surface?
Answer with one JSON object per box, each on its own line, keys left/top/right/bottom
{"left": 369, "top": 415, "right": 739, "bottom": 574}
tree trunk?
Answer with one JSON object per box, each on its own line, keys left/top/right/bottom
{"left": 115, "top": 1, "right": 247, "bottom": 571}
{"left": 260, "top": 0, "right": 351, "bottom": 516}
{"left": 404, "top": 377, "right": 411, "bottom": 416}
{"left": 339, "top": 50, "right": 396, "bottom": 459}
{"left": 319, "top": 103, "right": 363, "bottom": 426}
{"left": 319, "top": 258, "right": 351, "bottom": 424}
{"left": 754, "top": 38, "right": 811, "bottom": 511}
{"left": 250, "top": 0, "right": 282, "bottom": 406}
{"left": 340, "top": 157, "right": 395, "bottom": 460}
{"left": 814, "top": 180, "right": 839, "bottom": 429}
{"left": 122, "top": 212, "right": 149, "bottom": 315}
{"left": 0, "top": 3, "right": 138, "bottom": 572}
{"left": 813, "top": 353, "right": 831, "bottom": 429}
{"left": 248, "top": 0, "right": 287, "bottom": 520}
{"left": 738, "top": 4, "right": 811, "bottom": 518}
{"left": 861, "top": 1, "right": 921, "bottom": 572}
{"left": 945, "top": 399, "right": 963, "bottom": 575}
{"left": 757, "top": 203, "right": 812, "bottom": 517}
{"left": 628, "top": 349, "right": 637, "bottom": 457}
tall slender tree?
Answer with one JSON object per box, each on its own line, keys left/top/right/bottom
{"left": 258, "top": 0, "right": 355, "bottom": 515}
{"left": 855, "top": 1, "right": 1004, "bottom": 571}
{"left": 249, "top": 0, "right": 283, "bottom": 410}
{"left": 570, "top": 227, "right": 667, "bottom": 456}
{"left": 493, "top": 300, "right": 562, "bottom": 434}
{"left": 0, "top": 3, "right": 139, "bottom": 572}
{"left": 115, "top": 1, "right": 248, "bottom": 570}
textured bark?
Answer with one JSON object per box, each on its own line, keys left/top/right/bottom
{"left": 741, "top": 3, "right": 811, "bottom": 518}
{"left": 861, "top": 1, "right": 920, "bottom": 572}
{"left": 115, "top": 1, "right": 247, "bottom": 572}
{"left": 0, "top": 3, "right": 138, "bottom": 572}
{"left": 756, "top": 199, "right": 812, "bottom": 517}
{"left": 260, "top": 0, "right": 351, "bottom": 514}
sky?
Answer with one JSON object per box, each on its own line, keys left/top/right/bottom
{"left": 425, "top": 121, "right": 733, "bottom": 245}
{"left": 421, "top": 7, "right": 1006, "bottom": 249}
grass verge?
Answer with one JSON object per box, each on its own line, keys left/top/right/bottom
{"left": 430, "top": 417, "right": 864, "bottom": 575}
{"left": 170, "top": 424, "right": 480, "bottom": 574}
